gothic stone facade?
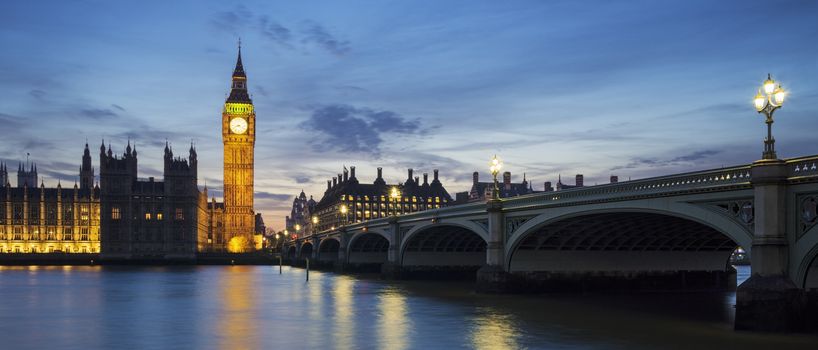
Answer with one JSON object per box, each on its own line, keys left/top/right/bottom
{"left": 0, "top": 145, "right": 100, "bottom": 253}
{"left": 99, "top": 142, "right": 200, "bottom": 260}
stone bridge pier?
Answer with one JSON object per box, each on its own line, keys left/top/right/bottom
{"left": 735, "top": 159, "right": 803, "bottom": 331}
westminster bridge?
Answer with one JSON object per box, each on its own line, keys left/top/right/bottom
{"left": 283, "top": 155, "right": 818, "bottom": 331}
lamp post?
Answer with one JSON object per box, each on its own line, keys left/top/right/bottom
{"left": 390, "top": 186, "right": 400, "bottom": 216}
{"left": 294, "top": 224, "right": 301, "bottom": 240}
{"left": 311, "top": 215, "right": 319, "bottom": 233}
{"left": 339, "top": 204, "right": 348, "bottom": 226}
{"left": 753, "top": 73, "right": 786, "bottom": 160}
{"left": 489, "top": 155, "right": 503, "bottom": 200}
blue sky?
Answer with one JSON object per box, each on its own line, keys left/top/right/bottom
{"left": 1, "top": 0, "right": 816, "bottom": 230}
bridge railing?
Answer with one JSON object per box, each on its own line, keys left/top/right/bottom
{"left": 502, "top": 163, "right": 753, "bottom": 209}
{"left": 787, "top": 155, "right": 818, "bottom": 180}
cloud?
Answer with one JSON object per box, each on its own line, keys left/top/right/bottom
{"left": 258, "top": 16, "right": 292, "bottom": 46}
{"left": 300, "top": 21, "right": 350, "bottom": 56}
{"left": 209, "top": 5, "right": 252, "bottom": 34}
{"left": 79, "top": 108, "right": 119, "bottom": 119}
{"left": 611, "top": 149, "right": 721, "bottom": 171}
{"left": 293, "top": 175, "right": 311, "bottom": 184}
{"left": 255, "top": 191, "right": 293, "bottom": 201}
{"left": 29, "top": 89, "right": 46, "bottom": 100}
{"left": 299, "top": 104, "right": 423, "bottom": 156}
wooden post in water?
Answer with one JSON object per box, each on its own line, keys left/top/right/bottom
{"left": 279, "top": 255, "right": 282, "bottom": 274}
{"left": 306, "top": 258, "right": 310, "bottom": 281}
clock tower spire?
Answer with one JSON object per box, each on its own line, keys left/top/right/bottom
{"left": 222, "top": 41, "right": 256, "bottom": 252}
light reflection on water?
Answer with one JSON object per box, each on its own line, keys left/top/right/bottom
{"left": 0, "top": 265, "right": 816, "bottom": 350}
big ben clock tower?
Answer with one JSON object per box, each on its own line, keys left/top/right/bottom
{"left": 222, "top": 45, "right": 256, "bottom": 251}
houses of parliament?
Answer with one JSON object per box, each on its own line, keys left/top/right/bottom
{"left": 0, "top": 46, "right": 258, "bottom": 258}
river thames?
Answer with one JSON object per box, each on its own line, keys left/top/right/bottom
{"left": 0, "top": 265, "right": 815, "bottom": 349}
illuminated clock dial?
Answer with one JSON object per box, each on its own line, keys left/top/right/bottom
{"left": 229, "top": 117, "right": 248, "bottom": 134}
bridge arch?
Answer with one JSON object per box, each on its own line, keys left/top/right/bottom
{"left": 298, "top": 242, "right": 313, "bottom": 260}
{"left": 507, "top": 202, "right": 753, "bottom": 266}
{"left": 795, "top": 224, "right": 818, "bottom": 288}
{"left": 506, "top": 204, "right": 753, "bottom": 286}
{"left": 287, "top": 246, "right": 296, "bottom": 261}
{"left": 401, "top": 223, "right": 487, "bottom": 267}
{"left": 347, "top": 231, "right": 390, "bottom": 265}
{"left": 317, "top": 238, "right": 341, "bottom": 263}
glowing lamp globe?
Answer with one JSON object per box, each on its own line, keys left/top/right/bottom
{"left": 753, "top": 90, "right": 766, "bottom": 111}
{"left": 773, "top": 85, "right": 786, "bottom": 105}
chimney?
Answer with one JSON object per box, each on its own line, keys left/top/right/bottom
{"left": 327, "top": 180, "right": 331, "bottom": 190}
{"left": 350, "top": 166, "right": 356, "bottom": 179}
{"left": 433, "top": 169, "right": 439, "bottom": 181}
{"left": 414, "top": 176, "right": 419, "bottom": 184}
{"left": 503, "top": 171, "right": 511, "bottom": 189}
{"left": 333, "top": 177, "right": 337, "bottom": 187}
{"left": 377, "top": 167, "right": 383, "bottom": 179}
{"left": 575, "top": 174, "right": 584, "bottom": 187}
{"left": 473, "top": 171, "right": 479, "bottom": 184}
{"left": 338, "top": 173, "right": 343, "bottom": 183}
{"left": 408, "top": 168, "right": 414, "bottom": 181}
{"left": 544, "top": 181, "right": 553, "bottom": 192}
{"left": 610, "top": 175, "right": 618, "bottom": 183}
{"left": 343, "top": 169, "right": 348, "bottom": 182}
{"left": 423, "top": 173, "right": 428, "bottom": 184}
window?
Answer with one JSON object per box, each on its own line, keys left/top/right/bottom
{"left": 145, "top": 213, "right": 152, "bottom": 220}
{"left": 157, "top": 213, "right": 163, "bottom": 221}
{"left": 80, "top": 205, "right": 90, "bottom": 221}
{"left": 63, "top": 228, "right": 73, "bottom": 241}
{"left": 175, "top": 208, "right": 184, "bottom": 220}
{"left": 112, "top": 206, "right": 121, "bottom": 220}
{"left": 47, "top": 227, "right": 56, "bottom": 240}
{"left": 13, "top": 227, "right": 22, "bottom": 240}
{"left": 80, "top": 228, "right": 89, "bottom": 241}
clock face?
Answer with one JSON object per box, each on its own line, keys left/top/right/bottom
{"left": 229, "top": 117, "right": 248, "bottom": 134}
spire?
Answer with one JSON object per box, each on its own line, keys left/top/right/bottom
{"left": 126, "top": 138, "right": 132, "bottom": 155}
{"left": 233, "top": 39, "right": 246, "bottom": 78}
{"left": 226, "top": 40, "right": 251, "bottom": 103}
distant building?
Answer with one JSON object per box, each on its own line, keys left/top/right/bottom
{"left": 285, "top": 190, "right": 315, "bottom": 234}
{"left": 254, "top": 213, "right": 266, "bottom": 235}
{"left": 468, "top": 171, "right": 535, "bottom": 202}
{"left": 555, "top": 174, "right": 584, "bottom": 191}
{"left": 0, "top": 145, "right": 100, "bottom": 254}
{"left": 99, "top": 141, "right": 201, "bottom": 260}
{"left": 312, "top": 166, "right": 453, "bottom": 232}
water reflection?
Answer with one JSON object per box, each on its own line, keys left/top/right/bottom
{"left": 469, "top": 308, "right": 520, "bottom": 350}
{"left": 378, "top": 286, "right": 410, "bottom": 350}
{"left": 333, "top": 275, "right": 355, "bottom": 350}
{"left": 218, "top": 267, "right": 259, "bottom": 350}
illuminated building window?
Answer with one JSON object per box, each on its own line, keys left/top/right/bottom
{"left": 145, "top": 213, "right": 152, "bottom": 220}
{"left": 175, "top": 208, "right": 184, "bottom": 220}
{"left": 13, "top": 227, "right": 22, "bottom": 240}
{"left": 80, "top": 228, "right": 89, "bottom": 241}
{"left": 63, "top": 228, "right": 73, "bottom": 241}
{"left": 157, "top": 213, "right": 163, "bottom": 221}
{"left": 47, "top": 228, "right": 56, "bottom": 240}
{"left": 112, "top": 207, "right": 121, "bottom": 220}
{"left": 80, "top": 205, "right": 90, "bottom": 221}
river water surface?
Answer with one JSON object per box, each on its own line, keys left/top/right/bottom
{"left": 0, "top": 265, "right": 815, "bottom": 349}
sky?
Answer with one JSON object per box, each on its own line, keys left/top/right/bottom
{"left": 1, "top": 0, "right": 817, "bottom": 231}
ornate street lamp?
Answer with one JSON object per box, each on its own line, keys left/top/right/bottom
{"left": 390, "top": 186, "right": 400, "bottom": 216}
{"left": 311, "top": 215, "right": 319, "bottom": 233}
{"left": 339, "top": 204, "right": 348, "bottom": 225}
{"left": 489, "top": 155, "right": 503, "bottom": 199}
{"left": 753, "top": 73, "right": 786, "bottom": 160}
